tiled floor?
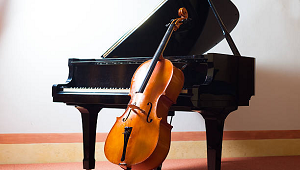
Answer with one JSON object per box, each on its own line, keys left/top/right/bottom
{"left": 0, "top": 156, "right": 299, "bottom": 170}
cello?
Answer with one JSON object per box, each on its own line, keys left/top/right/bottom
{"left": 104, "top": 8, "right": 188, "bottom": 170}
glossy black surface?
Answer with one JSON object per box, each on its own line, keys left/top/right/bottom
{"left": 53, "top": 53, "right": 254, "bottom": 109}
{"left": 103, "top": 0, "right": 239, "bottom": 58}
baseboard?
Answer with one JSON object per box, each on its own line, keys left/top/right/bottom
{"left": 1, "top": 130, "right": 300, "bottom": 164}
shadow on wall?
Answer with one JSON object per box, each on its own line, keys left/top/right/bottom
{"left": 224, "top": 67, "right": 300, "bottom": 131}
{"left": 0, "top": 0, "right": 8, "bottom": 39}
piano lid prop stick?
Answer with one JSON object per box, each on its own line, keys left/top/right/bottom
{"left": 208, "top": 0, "right": 241, "bottom": 56}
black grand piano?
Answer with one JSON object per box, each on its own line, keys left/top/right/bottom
{"left": 52, "top": 0, "right": 255, "bottom": 170}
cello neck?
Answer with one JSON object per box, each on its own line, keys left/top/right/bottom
{"left": 137, "top": 7, "right": 188, "bottom": 93}
{"left": 137, "top": 22, "right": 176, "bottom": 93}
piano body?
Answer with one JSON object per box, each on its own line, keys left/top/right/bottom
{"left": 52, "top": 0, "right": 255, "bottom": 170}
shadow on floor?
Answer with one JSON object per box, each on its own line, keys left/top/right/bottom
{"left": 162, "top": 156, "right": 300, "bottom": 170}
{"left": 0, "top": 156, "right": 299, "bottom": 170}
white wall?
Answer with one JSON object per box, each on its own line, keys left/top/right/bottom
{"left": 211, "top": 0, "right": 300, "bottom": 131}
{"left": 0, "top": 0, "right": 299, "bottom": 133}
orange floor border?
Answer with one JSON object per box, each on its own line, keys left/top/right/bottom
{"left": 1, "top": 130, "right": 300, "bottom": 144}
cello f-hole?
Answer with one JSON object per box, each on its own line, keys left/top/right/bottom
{"left": 146, "top": 102, "right": 153, "bottom": 123}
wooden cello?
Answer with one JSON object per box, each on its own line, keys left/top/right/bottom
{"left": 104, "top": 8, "right": 188, "bottom": 170}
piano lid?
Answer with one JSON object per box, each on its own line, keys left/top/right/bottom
{"left": 102, "top": 0, "right": 239, "bottom": 58}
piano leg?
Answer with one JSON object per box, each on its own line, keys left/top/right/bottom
{"left": 198, "top": 110, "right": 231, "bottom": 170}
{"left": 76, "top": 105, "right": 102, "bottom": 170}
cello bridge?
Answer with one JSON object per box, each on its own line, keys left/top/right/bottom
{"left": 128, "top": 104, "right": 146, "bottom": 115}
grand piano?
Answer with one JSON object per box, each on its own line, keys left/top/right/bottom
{"left": 52, "top": 0, "right": 255, "bottom": 170}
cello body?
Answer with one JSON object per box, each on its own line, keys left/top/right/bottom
{"left": 105, "top": 7, "right": 188, "bottom": 170}
{"left": 104, "top": 58, "right": 184, "bottom": 169}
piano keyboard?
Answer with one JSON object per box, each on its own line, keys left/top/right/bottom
{"left": 63, "top": 87, "right": 130, "bottom": 93}
{"left": 62, "top": 87, "right": 188, "bottom": 94}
